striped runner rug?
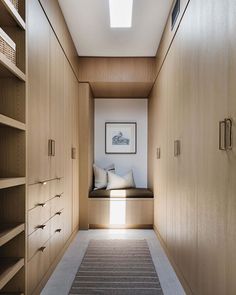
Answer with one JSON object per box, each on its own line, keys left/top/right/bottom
{"left": 69, "top": 239, "right": 163, "bottom": 295}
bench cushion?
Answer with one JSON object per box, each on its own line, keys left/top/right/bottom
{"left": 89, "top": 188, "right": 153, "bottom": 198}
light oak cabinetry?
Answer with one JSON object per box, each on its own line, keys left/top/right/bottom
{"left": 27, "top": 0, "right": 79, "bottom": 294}
{"left": 149, "top": 0, "right": 236, "bottom": 294}
{"left": 0, "top": 0, "right": 27, "bottom": 293}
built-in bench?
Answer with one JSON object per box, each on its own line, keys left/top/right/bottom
{"left": 88, "top": 188, "right": 154, "bottom": 229}
{"left": 89, "top": 188, "right": 154, "bottom": 198}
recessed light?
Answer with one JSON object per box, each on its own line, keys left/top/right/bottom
{"left": 109, "top": 0, "right": 133, "bottom": 28}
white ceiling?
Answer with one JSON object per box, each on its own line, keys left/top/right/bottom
{"left": 58, "top": 0, "right": 173, "bottom": 57}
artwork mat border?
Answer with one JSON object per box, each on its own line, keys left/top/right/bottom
{"left": 105, "top": 122, "right": 137, "bottom": 154}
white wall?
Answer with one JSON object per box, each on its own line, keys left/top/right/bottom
{"left": 94, "top": 99, "right": 148, "bottom": 188}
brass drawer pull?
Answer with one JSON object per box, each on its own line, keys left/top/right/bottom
{"left": 55, "top": 193, "right": 63, "bottom": 198}
{"left": 37, "top": 202, "right": 46, "bottom": 207}
{"left": 55, "top": 229, "right": 62, "bottom": 233}
{"left": 39, "top": 246, "right": 46, "bottom": 252}
{"left": 39, "top": 181, "right": 47, "bottom": 185}
{"left": 37, "top": 224, "right": 46, "bottom": 230}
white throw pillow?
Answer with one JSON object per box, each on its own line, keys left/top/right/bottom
{"left": 106, "top": 170, "right": 136, "bottom": 190}
{"left": 93, "top": 164, "right": 115, "bottom": 190}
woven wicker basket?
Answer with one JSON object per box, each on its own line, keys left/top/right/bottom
{"left": 0, "top": 28, "right": 16, "bottom": 64}
{"left": 9, "top": 0, "right": 19, "bottom": 11}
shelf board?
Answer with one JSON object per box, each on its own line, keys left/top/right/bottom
{"left": 0, "top": 0, "right": 25, "bottom": 30}
{"left": 0, "top": 258, "right": 24, "bottom": 290}
{"left": 0, "top": 115, "right": 25, "bottom": 131}
{"left": 0, "top": 178, "right": 26, "bottom": 190}
{"left": 0, "top": 223, "right": 24, "bottom": 247}
{"left": 0, "top": 52, "right": 25, "bottom": 81}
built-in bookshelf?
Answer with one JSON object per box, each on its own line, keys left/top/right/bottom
{"left": 0, "top": 0, "right": 26, "bottom": 293}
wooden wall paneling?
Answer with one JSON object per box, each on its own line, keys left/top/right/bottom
{"left": 27, "top": 0, "right": 50, "bottom": 184}
{"left": 78, "top": 57, "right": 156, "bottom": 98}
{"left": 155, "top": 0, "right": 190, "bottom": 77}
{"left": 78, "top": 83, "right": 94, "bottom": 229}
{"left": 89, "top": 82, "right": 153, "bottom": 98}
{"left": 226, "top": 2, "right": 236, "bottom": 294}
{"left": 49, "top": 30, "right": 65, "bottom": 180}
{"left": 149, "top": 0, "right": 233, "bottom": 294}
{"left": 39, "top": 0, "right": 80, "bottom": 80}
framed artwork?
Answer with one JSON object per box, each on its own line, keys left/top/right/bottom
{"left": 105, "top": 122, "right": 137, "bottom": 154}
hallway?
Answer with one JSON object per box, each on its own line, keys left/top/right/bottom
{"left": 42, "top": 230, "right": 185, "bottom": 295}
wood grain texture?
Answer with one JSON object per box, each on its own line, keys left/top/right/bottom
{"left": 89, "top": 199, "right": 154, "bottom": 228}
{"left": 39, "top": 0, "right": 79, "bottom": 80}
{"left": 27, "top": 0, "right": 50, "bottom": 185}
{"left": 78, "top": 83, "right": 94, "bottom": 229}
{"left": 78, "top": 57, "right": 156, "bottom": 98}
{"left": 149, "top": 0, "right": 236, "bottom": 294}
{"left": 227, "top": 2, "right": 236, "bottom": 294}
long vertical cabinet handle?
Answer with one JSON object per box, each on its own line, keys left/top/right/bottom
{"left": 219, "top": 118, "right": 233, "bottom": 151}
{"left": 48, "top": 139, "right": 56, "bottom": 156}
{"left": 219, "top": 120, "right": 226, "bottom": 150}
{"left": 226, "top": 118, "right": 233, "bottom": 150}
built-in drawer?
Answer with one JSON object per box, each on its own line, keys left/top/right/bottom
{"left": 28, "top": 200, "right": 51, "bottom": 235}
{"left": 28, "top": 219, "right": 51, "bottom": 260}
{"left": 50, "top": 177, "right": 64, "bottom": 198}
{"left": 27, "top": 239, "right": 50, "bottom": 295}
{"left": 50, "top": 209, "right": 64, "bottom": 236}
{"left": 28, "top": 181, "right": 50, "bottom": 210}
{"left": 50, "top": 193, "right": 64, "bottom": 216}
{"left": 50, "top": 223, "right": 65, "bottom": 263}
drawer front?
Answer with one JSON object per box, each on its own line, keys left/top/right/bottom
{"left": 27, "top": 239, "right": 50, "bottom": 295}
{"left": 50, "top": 194, "right": 64, "bottom": 216}
{"left": 28, "top": 201, "right": 51, "bottom": 235}
{"left": 50, "top": 224, "right": 65, "bottom": 263}
{"left": 28, "top": 219, "right": 51, "bottom": 260}
{"left": 28, "top": 182, "right": 50, "bottom": 210}
{"left": 50, "top": 177, "right": 64, "bottom": 197}
{"left": 50, "top": 210, "right": 64, "bottom": 236}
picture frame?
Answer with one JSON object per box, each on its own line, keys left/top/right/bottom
{"left": 105, "top": 122, "right": 137, "bottom": 154}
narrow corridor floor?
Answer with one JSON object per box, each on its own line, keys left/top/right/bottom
{"left": 41, "top": 230, "right": 185, "bottom": 295}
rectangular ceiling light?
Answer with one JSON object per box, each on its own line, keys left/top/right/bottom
{"left": 109, "top": 0, "right": 133, "bottom": 28}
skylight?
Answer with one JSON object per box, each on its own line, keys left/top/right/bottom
{"left": 109, "top": 0, "right": 133, "bottom": 28}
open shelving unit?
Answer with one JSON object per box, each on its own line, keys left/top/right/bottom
{"left": 0, "top": 0, "right": 26, "bottom": 294}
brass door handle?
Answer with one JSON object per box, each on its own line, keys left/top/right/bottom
{"left": 219, "top": 118, "right": 233, "bottom": 151}
{"left": 48, "top": 139, "right": 55, "bottom": 156}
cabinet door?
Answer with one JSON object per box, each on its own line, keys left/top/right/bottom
{"left": 50, "top": 31, "right": 65, "bottom": 179}
{"left": 63, "top": 60, "right": 73, "bottom": 239}
{"left": 196, "top": 1, "right": 229, "bottom": 293}
{"left": 72, "top": 76, "right": 79, "bottom": 231}
{"left": 28, "top": 0, "right": 50, "bottom": 184}
{"left": 227, "top": 4, "right": 236, "bottom": 294}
